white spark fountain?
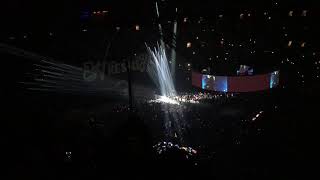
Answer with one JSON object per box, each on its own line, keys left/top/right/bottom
{"left": 146, "top": 43, "right": 177, "bottom": 98}
{"left": 146, "top": 42, "right": 189, "bottom": 143}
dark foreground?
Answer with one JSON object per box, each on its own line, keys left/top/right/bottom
{"left": 3, "top": 86, "right": 317, "bottom": 178}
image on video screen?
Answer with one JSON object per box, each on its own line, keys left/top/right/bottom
{"left": 270, "top": 71, "right": 280, "bottom": 88}
{"left": 202, "top": 74, "right": 228, "bottom": 92}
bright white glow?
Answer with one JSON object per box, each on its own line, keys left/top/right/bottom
{"left": 150, "top": 94, "right": 201, "bottom": 104}
{"left": 157, "top": 96, "right": 180, "bottom": 104}
{"left": 135, "top": 25, "right": 140, "bottom": 31}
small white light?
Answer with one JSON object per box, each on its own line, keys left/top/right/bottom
{"left": 135, "top": 25, "right": 140, "bottom": 31}
{"left": 289, "top": 11, "right": 293, "bottom": 16}
{"left": 302, "top": 10, "right": 307, "bottom": 16}
{"left": 184, "top": 17, "right": 188, "bottom": 22}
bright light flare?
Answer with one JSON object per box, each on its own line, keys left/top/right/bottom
{"left": 158, "top": 96, "right": 180, "bottom": 104}
{"left": 149, "top": 94, "right": 202, "bottom": 105}
{"left": 149, "top": 96, "right": 180, "bottom": 105}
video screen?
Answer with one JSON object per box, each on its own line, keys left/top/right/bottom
{"left": 237, "top": 65, "right": 253, "bottom": 76}
{"left": 202, "top": 75, "right": 228, "bottom": 92}
{"left": 270, "top": 71, "right": 280, "bottom": 88}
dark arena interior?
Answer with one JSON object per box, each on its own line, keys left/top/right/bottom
{"left": 2, "top": 0, "right": 318, "bottom": 178}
